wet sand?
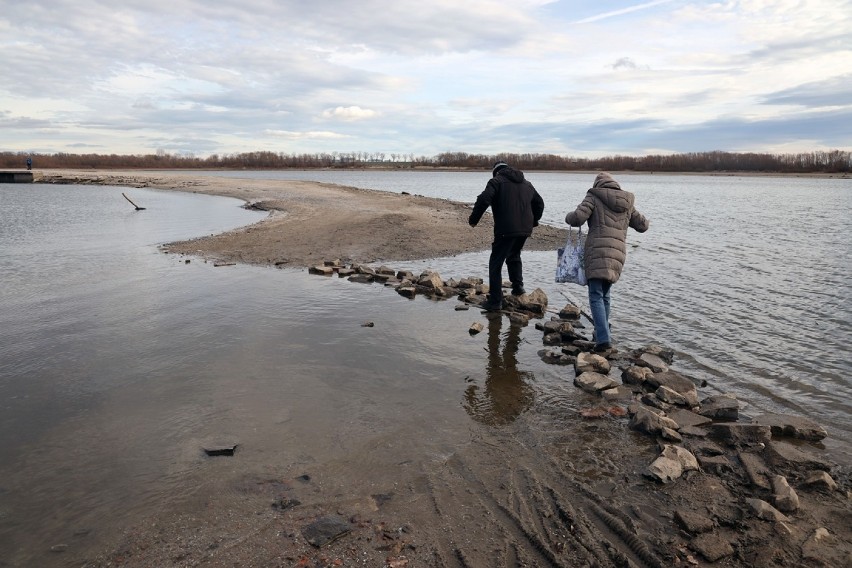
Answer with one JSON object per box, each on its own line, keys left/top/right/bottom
{"left": 33, "top": 170, "right": 852, "bottom": 567}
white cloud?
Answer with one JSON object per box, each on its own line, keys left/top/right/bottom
{"left": 321, "top": 106, "right": 378, "bottom": 121}
{"left": 0, "top": 0, "right": 850, "bottom": 156}
{"left": 265, "top": 129, "right": 349, "bottom": 140}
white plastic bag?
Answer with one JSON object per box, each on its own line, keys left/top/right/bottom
{"left": 555, "top": 226, "right": 587, "bottom": 285}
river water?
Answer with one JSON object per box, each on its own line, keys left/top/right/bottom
{"left": 0, "top": 172, "right": 850, "bottom": 566}
{"left": 190, "top": 169, "right": 852, "bottom": 432}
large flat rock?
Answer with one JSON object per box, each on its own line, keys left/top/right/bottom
{"left": 752, "top": 413, "right": 827, "bottom": 441}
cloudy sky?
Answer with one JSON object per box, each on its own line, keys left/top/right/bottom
{"left": 2, "top": 0, "right": 851, "bottom": 158}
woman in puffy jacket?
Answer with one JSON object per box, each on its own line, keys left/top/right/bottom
{"left": 565, "top": 172, "right": 649, "bottom": 353}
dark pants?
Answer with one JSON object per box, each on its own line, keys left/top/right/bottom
{"left": 488, "top": 235, "right": 527, "bottom": 303}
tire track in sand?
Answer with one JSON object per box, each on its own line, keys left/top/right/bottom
{"left": 422, "top": 435, "right": 665, "bottom": 568}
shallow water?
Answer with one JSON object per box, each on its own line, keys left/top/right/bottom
{"left": 181, "top": 169, "right": 852, "bottom": 434}
{"left": 0, "top": 183, "right": 581, "bottom": 565}
{"left": 0, "top": 175, "right": 850, "bottom": 566}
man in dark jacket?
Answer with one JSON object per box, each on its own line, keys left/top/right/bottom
{"left": 469, "top": 161, "right": 545, "bottom": 311}
{"left": 565, "top": 172, "right": 649, "bottom": 352}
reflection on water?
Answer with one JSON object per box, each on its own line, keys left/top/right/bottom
{"left": 464, "top": 315, "right": 535, "bottom": 425}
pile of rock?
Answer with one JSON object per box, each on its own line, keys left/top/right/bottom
{"left": 538, "top": 314, "right": 842, "bottom": 563}
{"left": 309, "top": 259, "right": 551, "bottom": 322}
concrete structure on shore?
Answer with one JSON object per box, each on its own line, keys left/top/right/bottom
{"left": 0, "top": 171, "right": 34, "bottom": 183}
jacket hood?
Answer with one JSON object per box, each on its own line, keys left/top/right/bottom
{"left": 593, "top": 172, "right": 620, "bottom": 190}
{"left": 589, "top": 173, "right": 633, "bottom": 213}
{"left": 498, "top": 166, "right": 525, "bottom": 183}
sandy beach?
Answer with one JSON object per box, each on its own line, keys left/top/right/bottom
{"left": 28, "top": 170, "right": 852, "bottom": 568}
{"left": 37, "top": 169, "right": 568, "bottom": 268}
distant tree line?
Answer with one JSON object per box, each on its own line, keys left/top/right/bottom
{"left": 1, "top": 149, "right": 849, "bottom": 173}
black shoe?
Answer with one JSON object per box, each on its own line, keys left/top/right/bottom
{"left": 511, "top": 286, "right": 526, "bottom": 296}
{"left": 481, "top": 299, "right": 503, "bottom": 312}
{"left": 594, "top": 342, "right": 614, "bottom": 353}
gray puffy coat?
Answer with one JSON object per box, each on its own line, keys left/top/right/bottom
{"left": 565, "top": 172, "right": 649, "bottom": 283}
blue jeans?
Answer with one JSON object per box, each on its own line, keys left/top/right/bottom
{"left": 588, "top": 278, "right": 612, "bottom": 346}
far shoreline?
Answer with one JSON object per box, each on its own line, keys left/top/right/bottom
{"left": 12, "top": 165, "right": 850, "bottom": 179}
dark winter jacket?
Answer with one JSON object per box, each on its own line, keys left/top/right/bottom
{"left": 469, "top": 167, "right": 544, "bottom": 237}
{"left": 565, "top": 172, "right": 649, "bottom": 283}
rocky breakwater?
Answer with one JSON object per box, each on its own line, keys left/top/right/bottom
{"left": 309, "top": 259, "right": 551, "bottom": 327}
{"left": 535, "top": 305, "right": 849, "bottom": 566}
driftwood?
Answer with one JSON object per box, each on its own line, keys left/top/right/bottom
{"left": 122, "top": 192, "right": 145, "bottom": 210}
